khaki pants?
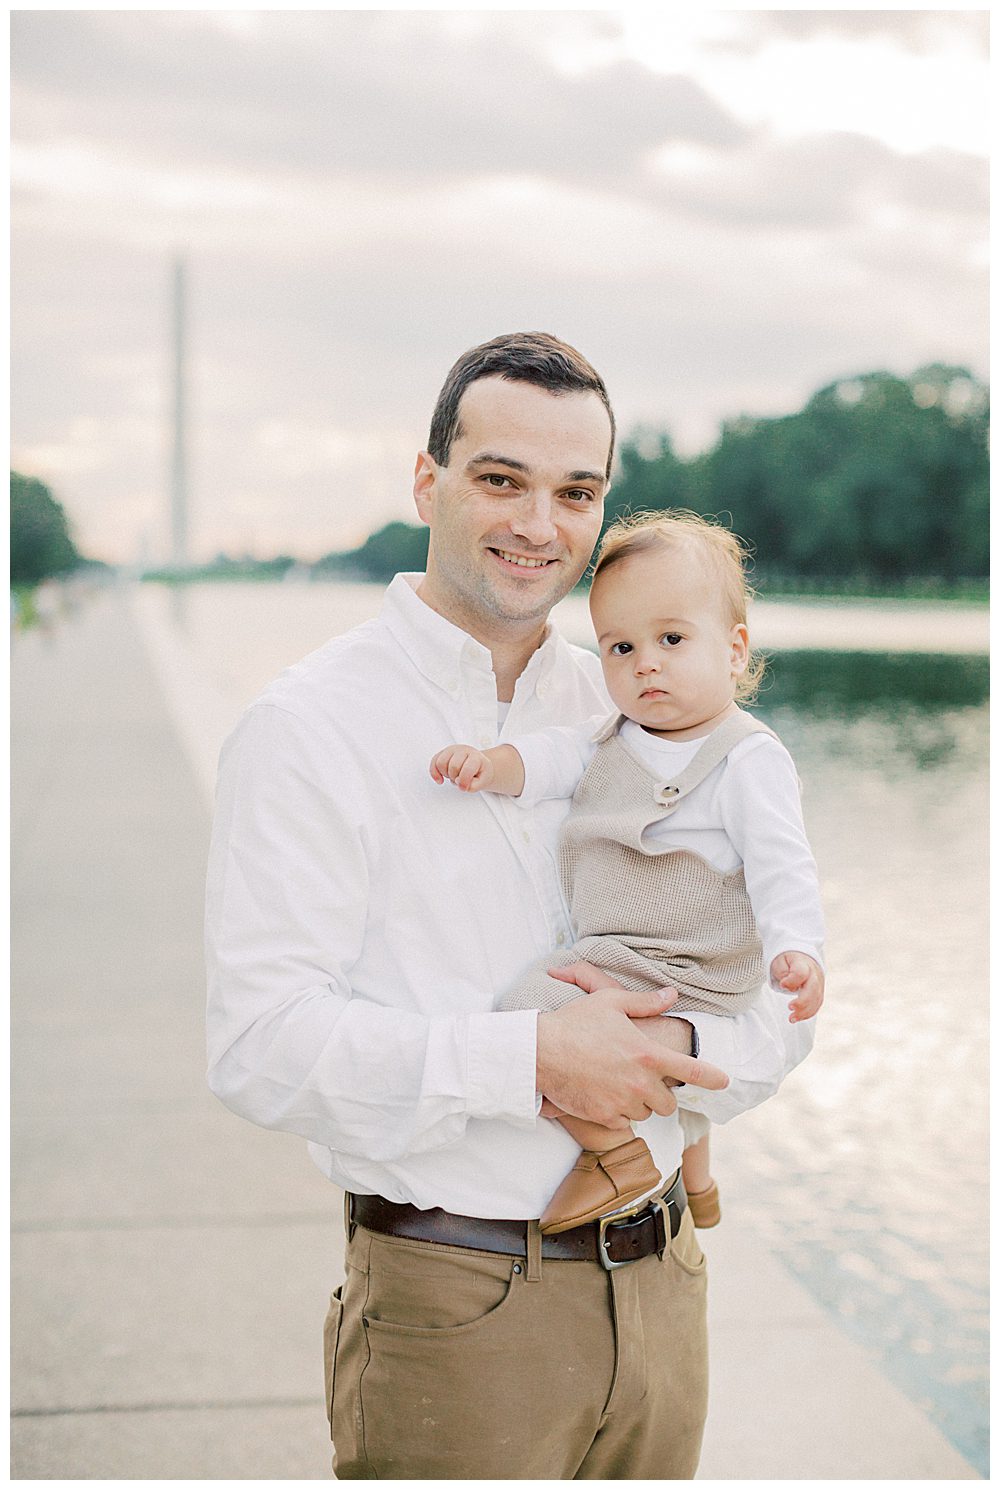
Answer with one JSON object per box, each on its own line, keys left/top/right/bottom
{"left": 323, "top": 1208, "right": 708, "bottom": 1479}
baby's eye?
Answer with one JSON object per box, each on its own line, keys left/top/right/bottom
{"left": 609, "top": 641, "right": 633, "bottom": 656}
{"left": 660, "top": 633, "right": 683, "bottom": 646}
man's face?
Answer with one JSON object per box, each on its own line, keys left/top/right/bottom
{"left": 413, "top": 376, "right": 611, "bottom": 635}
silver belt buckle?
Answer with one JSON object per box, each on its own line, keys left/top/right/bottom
{"left": 598, "top": 1191, "right": 664, "bottom": 1272}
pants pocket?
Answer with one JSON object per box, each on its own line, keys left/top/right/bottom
{"left": 323, "top": 1285, "right": 344, "bottom": 1438}
{"left": 362, "top": 1234, "right": 515, "bottom": 1334}
{"left": 668, "top": 1207, "right": 707, "bottom": 1277}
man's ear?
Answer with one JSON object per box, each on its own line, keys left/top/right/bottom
{"left": 413, "top": 451, "right": 437, "bottom": 526}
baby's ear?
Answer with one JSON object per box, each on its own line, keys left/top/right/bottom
{"left": 729, "top": 623, "right": 749, "bottom": 674}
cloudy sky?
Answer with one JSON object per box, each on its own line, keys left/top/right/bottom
{"left": 11, "top": 8, "right": 988, "bottom": 564}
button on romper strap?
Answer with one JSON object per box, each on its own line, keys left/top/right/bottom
{"left": 650, "top": 710, "right": 776, "bottom": 815}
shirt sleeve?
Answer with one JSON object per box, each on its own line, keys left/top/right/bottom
{"left": 667, "top": 984, "right": 816, "bottom": 1124}
{"left": 507, "top": 714, "right": 605, "bottom": 807}
{"left": 205, "top": 702, "right": 539, "bottom": 1163}
{"left": 719, "top": 737, "right": 826, "bottom": 981}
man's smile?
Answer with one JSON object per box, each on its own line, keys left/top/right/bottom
{"left": 488, "top": 546, "right": 560, "bottom": 571}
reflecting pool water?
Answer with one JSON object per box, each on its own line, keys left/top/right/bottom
{"left": 720, "top": 650, "right": 988, "bottom": 1476}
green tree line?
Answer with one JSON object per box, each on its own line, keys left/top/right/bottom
{"left": 10, "top": 472, "right": 82, "bottom": 584}
{"left": 323, "top": 365, "right": 987, "bottom": 589}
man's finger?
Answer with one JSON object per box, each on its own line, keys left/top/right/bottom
{"left": 644, "top": 1083, "right": 678, "bottom": 1118}
{"left": 546, "top": 960, "right": 616, "bottom": 995}
{"left": 616, "top": 985, "right": 680, "bottom": 1018}
{"left": 659, "top": 1052, "right": 729, "bottom": 1091}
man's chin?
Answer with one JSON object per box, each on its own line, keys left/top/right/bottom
{"left": 483, "top": 573, "right": 576, "bottom": 623}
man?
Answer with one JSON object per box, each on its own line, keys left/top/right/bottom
{"left": 206, "top": 333, "right": 813, "bottom": 1478}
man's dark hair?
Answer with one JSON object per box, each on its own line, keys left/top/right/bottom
{"left": 427, "top": 332, "right": 616, "bottom": 478}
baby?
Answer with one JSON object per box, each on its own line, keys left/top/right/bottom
{"left": 430, "top": 511, "right": 825, "bottom": 1235}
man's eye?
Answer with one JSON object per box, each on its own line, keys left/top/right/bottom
{"left": 609, "top": 642, "right": 632, "bottom": 656}
{"left": 660, "top": 633, "right": 683, "bottom": 646}
{"left": 484, "top": 474, "right": 513, "bottom": 489}
{"left": 564, "top": 489, "right": 596, "bottom": 503}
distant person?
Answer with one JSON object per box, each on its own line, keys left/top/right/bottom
{"left": 206, "top": 332, "right": 815, "bottom": 1478}
{"left": 431, "top": 510, "right": 825, "bottom": 1236}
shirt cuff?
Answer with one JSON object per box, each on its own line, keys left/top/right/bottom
{"left": 660, "top": 1011, "right": 698, "bottom": 1086}
{"left": 465, "top": 1010, "right": 540, "bottom": 1126}
{"left": 505, "top": 734, "right": 553, "bottom": 808}
{"left": 681, "top": 1010, "right": 740, "bottom": 1081}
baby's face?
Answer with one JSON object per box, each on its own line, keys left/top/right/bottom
{"left": 589, "top": 543, "right": 749, "bottom": 738}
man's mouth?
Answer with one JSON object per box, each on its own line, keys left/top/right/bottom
{"left": 489, "top": 547, "right": 558, "bottom": 570}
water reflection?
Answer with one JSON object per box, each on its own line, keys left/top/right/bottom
{"left": 758, "top": 648, "right": 988, "bottom": 714}
{"left": 720, "top": 647, "right": 989, "bottom": 1474}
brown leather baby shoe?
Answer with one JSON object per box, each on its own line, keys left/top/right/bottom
{"left": 539, "top": 1137, "right": 663, "bottom": 1235}
{"left": 685, "top": 1179, "right": 721, "bottom": 1228}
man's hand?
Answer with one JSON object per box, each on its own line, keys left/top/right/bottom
{"left": 770, "top": 951, "right": 825, "bottom": 1022}
{"left": 536, "top": 965, "right": 728, "bottom": 1128}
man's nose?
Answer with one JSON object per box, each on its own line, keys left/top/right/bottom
{"left": 509, "top": 494, "right": 559, "bottom": 547}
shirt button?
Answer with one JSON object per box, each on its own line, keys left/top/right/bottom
{"left": 478, "top": 735, "right": 491, "bottom": 747}
{"left": 556, "top": 932, "right": 566, "bottom": 946}
{"left": 522, "top": 829, "right": 531, "bottom": 844}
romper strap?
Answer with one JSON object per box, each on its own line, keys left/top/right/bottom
{"left": 653, "top": 711, "right": 775, "bottom": 813}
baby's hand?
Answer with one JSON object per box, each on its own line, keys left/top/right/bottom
{"left": 429, "top": 744, "right": 495, "bottom": 792}
{"left": 770, "top": 952, "right": 825, "bottom": 1023}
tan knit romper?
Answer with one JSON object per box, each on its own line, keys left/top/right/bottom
{"left": 499, "top": 709, "right": 775, "bottom": 1018}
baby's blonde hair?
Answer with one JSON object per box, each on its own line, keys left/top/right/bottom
{"left": 591, "top": 509, "right": 766, "bottom": 704}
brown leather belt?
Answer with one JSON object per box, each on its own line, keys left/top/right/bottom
{"left": 349, "top": 1171, "right": 686, "bottom": 1271}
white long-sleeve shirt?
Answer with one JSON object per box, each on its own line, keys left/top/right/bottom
{"left": 512, "top": 715, "right": 826, "bottom": 985}
{"left": 205, "top": 573, "right": 814, "bottom": 1218}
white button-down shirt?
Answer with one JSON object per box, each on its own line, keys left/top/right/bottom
{"left": 205, "top": 574, "right": 814, "bottom": 1218}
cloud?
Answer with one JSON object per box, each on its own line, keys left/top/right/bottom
{"left": 720, "top": 9, "right": 989, "bottom": 57}
{"left": 650, "top": 131, "right": 988, "bottom": 230}
{"left": 8, "top": 10, "right": 989, "bottom": 561}
{"left": 11, "top": 11, "right": 745, "bottom": 192}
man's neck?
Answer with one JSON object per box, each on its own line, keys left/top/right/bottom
{"left": 489, "top": 629, "right": 548, "bottom": 702}
{"left": 415, "top": 578, "right": 547, "bottom": 703}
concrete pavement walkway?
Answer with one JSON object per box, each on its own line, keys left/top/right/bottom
{"left": 10, "top": 586, "right": 980, "bottom": 1479}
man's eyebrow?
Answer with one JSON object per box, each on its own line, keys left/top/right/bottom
{"left": 465, "top": 454, "right": 605, "bottom": 484}
{"left": 465, "top": 453, "right": 531, "bottom": 473}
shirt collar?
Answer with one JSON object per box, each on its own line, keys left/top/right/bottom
{"left": 380, "top": 572, "right": 562, "bottom": 700}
